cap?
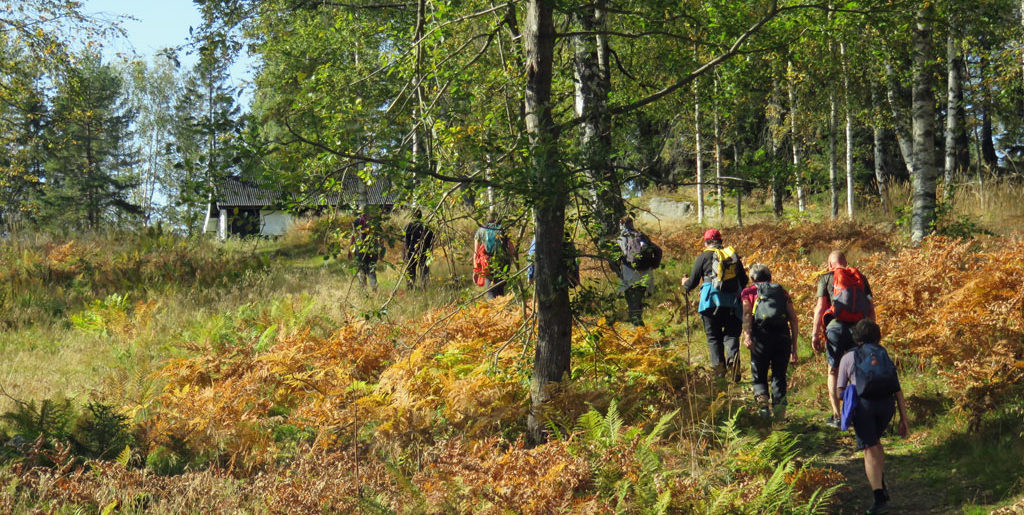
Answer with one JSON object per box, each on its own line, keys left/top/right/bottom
{"left": 703, "top": 228, "right": 722, "bottom": 241}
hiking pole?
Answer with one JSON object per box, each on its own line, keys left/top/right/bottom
{"left": 683, "top": 289, "right": 692, "bottom": 366}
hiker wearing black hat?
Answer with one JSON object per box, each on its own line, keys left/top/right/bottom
{"left": 682, "top": 228, "right": 749, "bottom": 380}
{"left": 836, "top": 319, "right": 908, "bottom": 515}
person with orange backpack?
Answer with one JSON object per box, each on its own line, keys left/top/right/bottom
{"left": 811, "top": 250, "right": 876, "bottom": 428}
{"left": 473, "top": 213, "right": 515, "bottom": 299}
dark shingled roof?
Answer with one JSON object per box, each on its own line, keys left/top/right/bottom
{"left": 213, "top": 175, "right": 396, "bottom": 209}
{"left": 215, "top": 176, "right": 283, "bottom": 208}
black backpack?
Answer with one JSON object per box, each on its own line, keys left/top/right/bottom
{"left": 633, "top": 236, "right": 662, "bottom": 270}
{"left": 752, "top": 282, "right": 789, "bottom": 330}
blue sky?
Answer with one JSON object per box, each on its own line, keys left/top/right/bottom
{"left": 83, "top": 0, "right": 255, "bottom": 102}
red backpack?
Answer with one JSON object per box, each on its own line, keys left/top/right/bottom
{"left": 825, "top": 266, "right": 871, "bottom": 323}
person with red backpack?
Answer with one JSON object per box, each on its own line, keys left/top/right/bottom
{"left": 811, "top": 250, "right": 876, "bottom": 428}
{"left": 836, "top": 319, "right": 909, "bottom": 515}
{"left": 741, "top": 264, "right": 799, "bottom": 419}
{"left": 473, "top": 213, "right": 515, "bottom": 299}
{"left": 682, "top": 228, "right": 748, "bottom": 380}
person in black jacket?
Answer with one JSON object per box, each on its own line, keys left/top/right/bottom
{"left": 681, "top": 228, "right": 749, "bottom": 380}
{"left": 403, "top": 209, "right": 434, "bottom": 289}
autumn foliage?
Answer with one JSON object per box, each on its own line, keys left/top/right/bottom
{"left": 1, "top": 221, "right": 1022, "bottom": 512}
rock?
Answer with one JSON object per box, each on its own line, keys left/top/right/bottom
{"left": 645, "top": 197, "right": 693, "bottom": 221}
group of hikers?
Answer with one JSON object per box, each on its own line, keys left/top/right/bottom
{"left": 679, "top": 228, "right": 908, "bottom": 515}
{"left": 350, "top": 209, "right": 906, "bottom": 514}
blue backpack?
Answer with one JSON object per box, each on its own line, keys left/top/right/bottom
{"left": 854, "top": 343, "right": 900, "bottom": 399}
{"left": 483, "top": 226, "right": 501, "bottom": 255}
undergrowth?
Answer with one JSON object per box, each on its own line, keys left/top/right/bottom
{"left": 0, "top": 218, "right": 1021, "bottom": 512}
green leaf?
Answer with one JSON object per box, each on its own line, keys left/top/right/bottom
{"left": 116, "top": 444, "right": 131, "bottom": 467}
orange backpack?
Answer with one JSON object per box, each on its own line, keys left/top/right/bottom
{"left": 825, "top": 266, "right": 870, "bottom": 323}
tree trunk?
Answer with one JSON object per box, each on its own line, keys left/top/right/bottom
{"left": 871, "top": 84, "right": 888, "bottom": 207}
{"left": 524, "top": 0, "right": 571, "bottom": 446}
{"left": 412, "top": 0, "right": 429, "bottom": 175}
{"left": 944, "top": 33, "right": 969, "bottom": 185}
{"left": 911, "top": 6, "right": 939, "bottom": 243}
{"left": 841, "top": 42, "right": 854, "bottom": 219}
{"left": 694, "top": 82, "right": 704, "bottom": 224}
{"left": 713, "top": 78, "right": 724, "bottom": 219}
{"left": 829, "top": 92, "right": 839, "bottom": 219}
{"left": 885, "top": 61, "right": 917, "bottom": 178}
{"left": 770, "top": 76, "right": 783, "bottom": 218}
{"left": 734, "top": 144, "right": 743, "bottom": 227}
{"left": 787, "top": 60, "right": 805, "bottom": 212}
{"left": 572, "top": 0, "right": 622, "bottom": 246}
{"left": 980, "top": 54, "right": 998, "bottom": 171}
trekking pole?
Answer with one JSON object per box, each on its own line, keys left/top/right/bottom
{"left": 683, "top": 290, "right": 692, "bottom": 366}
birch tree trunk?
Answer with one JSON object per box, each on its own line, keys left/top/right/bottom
{"left": 694, "top": 82, "right": 704, "bottom": 224}
{"left": 829, "top": 92, "right": 839, "bottom": 219}
{"left": 787, "top": 60, "right": 805, "bottom": 212}
{"left": 841, "top": 42, "right": 854, "bottom": 219}
{"left": 770, "top": 76, "right": 784, "bottom": 218}
{"left": 885, "top": 61, "right": 917, "bottom": 178}
{"left": 944, "top": 33, "right": 969, "bottom": 184}
{"left": 572, "top": 0, "right": 622, "bottom": 244}
{"left": 523, "top": 0, "right": 571, "bottom": 445}
{"left": 734, "top": 144, "right": 743, "bottom": 227}
{"left": 871, "top": 84, "right": 888, "bottom": 207}
{"left": 911, "top": 6, "right": 939, "bottom": 243}
{"left": 713, "top": 78, "right": 724, "bottom": 220}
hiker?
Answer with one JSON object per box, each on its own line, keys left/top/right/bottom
{"left": 617, "top": 216, "right": 661, "bottom": 326}
{"left": 349, "top": 208, "right": 385, "bottom": 292}
{"left": 836, "top": 319, "right": 909, "bottom": 515}
{"left": 682, "top": 228, "right": 749, "bottom": 380}
{"left": 527, "top": 232, "right": 580, "bottom": 289}
{"left": 473, "top": 214, "right": 514, "bottom": 299}
{"left": 741, "top": 263, "right": 799, "bottom": 419}
{"left": 403, "top": 209, "right": 434, "bottom": 289}
{"left": 812, "top": 250, "right": 876, "bottom": 428}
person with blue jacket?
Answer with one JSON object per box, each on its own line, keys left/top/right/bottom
{"left": 682, "top": 229, "right": 748, "bottom": 380}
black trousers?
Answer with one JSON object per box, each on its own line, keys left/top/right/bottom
{"left": 405, "top": 253, "right": 429, "bottom": 285}
{"left": 749, "top": 328, "right": 791, "bottom": 405}
{"left": 701, "top": 310, "right": 742, "bottom": 375}
{"left": 484, "top": 277, "right": 506, "bottom": 299}
{"left": 624, "top": 285, "right": 647, "bottom": 326}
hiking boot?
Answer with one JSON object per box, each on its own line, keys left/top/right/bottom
{"left": 865, "top": 499, "right": 889, "bottom": 514}
{"left": 824, "top": 415, "right": 841, "bottom": 429}
{"left": 772, "top": 403, "right": 787, "bottom": 420}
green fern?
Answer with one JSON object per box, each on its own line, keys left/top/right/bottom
{"left": 0, "top": 397, "right": 74, "bottom": 443}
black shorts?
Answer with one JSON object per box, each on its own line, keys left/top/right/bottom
{"left": 853, "top": 396, "right": 895, "bottom": 450}
{"left": 825, "top": 320, "right": 855, "bottom": 369}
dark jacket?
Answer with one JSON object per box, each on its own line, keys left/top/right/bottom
{"left": 682, "top": 248, "right": 749, "bottom": 293}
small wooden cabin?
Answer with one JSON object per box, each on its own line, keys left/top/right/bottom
{"left": 203, "top": 175, "right": 394, "bottom": 239}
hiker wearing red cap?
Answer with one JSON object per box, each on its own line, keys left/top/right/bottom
{"left": 812, "top": 250, "right": 876, "bottom": 428}
{"left": 682, "top": 228, "right": 748, "bottom": 380}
